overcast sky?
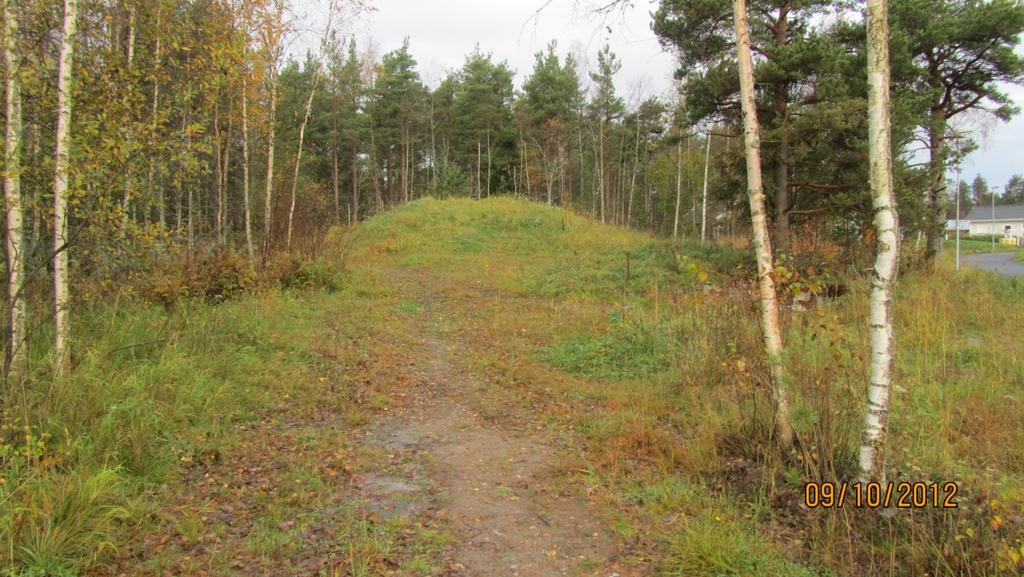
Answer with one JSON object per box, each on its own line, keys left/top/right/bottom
{"left": 302, "top": 0, "right": 1023, "bottom": 191}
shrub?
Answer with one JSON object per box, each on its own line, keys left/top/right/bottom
{"left": 139, "top": 248, "right": 256, "bottom": 307}
{"left": 262, "top": 252, "right": 342, "bottom": 292}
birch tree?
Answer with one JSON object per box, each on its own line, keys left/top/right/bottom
{"left": 52, "top": 0, "right": 78, "bottom": 375}
{"left": 260, "top": 0, "right": 285, "bottom": 259}
{"left": 241, "top": 71, "right": 255, "bottom": 260}
{"left": 286, "top": 1, "right": 337, "bottom": 250}
{"left": 672, "top": 135, "right": 682, "bottom": 238}
{"left": 732, "top": 0, "right": 794, "bottom": 447}
{"left": 859, "top": 0, "right": 900, "bottom": 481}
{"left": 700, "top": 132, "right": 711, "bottom": 242}
{"left": 3, "top": 0, "right": 26, "bottom": 380}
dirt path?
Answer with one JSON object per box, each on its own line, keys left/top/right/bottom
{"left": 354, "top": 282, "right": 622, "bottom": 576}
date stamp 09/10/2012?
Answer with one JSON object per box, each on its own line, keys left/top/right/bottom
{"left": 804, "top": 481, "right": 960, "bottom": 510}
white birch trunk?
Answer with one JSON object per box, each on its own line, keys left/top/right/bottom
{"left": 859, "top": 0, "right": 900, "bottom": 481}
{"left": 222, "top": 116, "right": 231, "bottom": 244}
{"left": 285, "top": 0, "right": 335, "bottom": 248}
{"left": 3, "top": 0, "right": 26, "bottom": 379}
{"left": 626, "top": 118, "right": 641, "bottom": 227}
{"left": 53, "top": 0, "right": 78, "bottom": 375}
{"left": 701, "top": 133, "right": 712, "bottom": 242}
{"left": 241, "top": 73, "right": 254, "bottom": 261}
{"left": 598, "top": 118, "right": 606, "bottom": 223}
{"left": 148, "top": 14, "right": 162, "bottom": 226}
{"left": 733, "top": 0, "right": 794, "bottom": 446}
{"left": 332, "top": 148, "right": 340, "bottom": 223}
{"left": 673, "top": 137, "right": 682, "bottom": 239}
{"left": 213, "top": 105, "right": 223, "bottom": 241}
{"left": 285, "top": 73, "right": 318, "bottom": 250}
{"left": 121, "top": 4, "right": 135, "bottom": 228}
{"left": 262, "top": 64, "right": 277, "bottom": 259}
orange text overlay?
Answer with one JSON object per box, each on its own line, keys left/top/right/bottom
{"left": 804, "top": 482, "right": 959, "bottom": 509}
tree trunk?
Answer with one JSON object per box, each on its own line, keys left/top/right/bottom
{"left": 673, "top": 136, "right": 682, "bottom": 238}
{"left": 771, "top": 6, "right": 791, "bottom": 254}
{"left": 52, "top": 0, "right": 77, "bottom": 376}
{"left": 4, "top": 0, "right": 26, "bottom": 380}
{"left": 576, "top": 117, "right": 585, "bottom": 205}
{"left": 476, "top": 140, "right": 482, "bottom": 199}
{"left": 241, "top": 73, "right": 254, "bottom": 261}
{"left": 859, "top": 0, "right": 900, "bottom": 481}
{"left": 733, "top": 0, "right": 794, "bottom": 447}
{"left": 701, "top": 133, "right": 712, "bottom": 242}
{"left": 213, "top": 105, "right": 223, "bottom": 242}
{"left": 429, "top": 97, "right": 438, "bottom": 189}
{"left": 522, "top": 131, "right": 532, "bottom": 199}
{"left": 286, "top": 66, "right": 321, "bottom": 250}
{"left": 332, "top": 147, "right": 340, "bottom": 224}
{"left": 187, "top": 184, "right": 194, "bottom": 253}
{"left": 369, "top": 126, "right": 383, "bottom": 214}
{"left": 486, "top": 128, "right": 492, "bottom": 198}
{"left": 121, "top": 4, "right": 135, "bottom": 230}
{"left": 400, "top": 124, "right": 408, "bottom": 203}
{"left": 352, "top": 144, "right": 360, "bottom": 223}
{"left": 598, "top": 118, "right": 606, "bottom": 223}
{"left": 262, "top": 64, "right": 277, "bottom": 260}
{"left": 616, "top": 125, "right": 627, "bottom": 225}
{"left": 924, "top": 106, "right": 947, "bottom": 262}
{"left": 626, "top": 117, "right": 641, "bottom": 227}
{"left": 149, "top": 17, "right": 162, "bottom": 226}
{"left": 773, "top": 136, "right": 790, "bottom": 252}
{"left": 221, "top": 115, "right": 231, "bottom": 245}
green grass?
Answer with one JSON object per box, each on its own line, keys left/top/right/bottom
{"left": 945, "top": 237, "right": 1018, "bottom": 254}
{"left": 543, "top": 318, "right": 675, "bottom": 381}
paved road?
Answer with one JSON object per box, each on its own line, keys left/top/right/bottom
{"left": 961, "top": 252, "right": 1024, "bottom": 277}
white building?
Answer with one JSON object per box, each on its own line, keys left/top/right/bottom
{"left": 965, "top": 203, "right": 1024, "bottom": 239}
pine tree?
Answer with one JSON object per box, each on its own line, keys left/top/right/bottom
{"left": 891, "top": 0, "right": 1024, "bottom": 260}
{"left": 450, "top": 47, "right": 515, "bottom": 199}
{"left": 521, "top": 42, "right": 581, "bottom": 206}
{"left": 588, "top": 45, "right": 624, "bottom": 223}
{"left": 1004, "top": 174, "right": 1024, "bottom": 204}
{"left": 654, "top": 0, "right": 846, "bottom": 253}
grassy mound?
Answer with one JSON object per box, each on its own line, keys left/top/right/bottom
{"left": 346, "top": 196, "right": 706, "bottom": 299}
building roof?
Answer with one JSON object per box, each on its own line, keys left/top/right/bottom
{"left": 964, "top": 203, "right": 1024, "bottom": 221}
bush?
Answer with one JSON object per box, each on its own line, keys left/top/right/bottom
{"left": 262, "top": 253, "right": 342, "bottom": 292}
{"left": 141, "top": 248, "right": 256, "bottom": 307}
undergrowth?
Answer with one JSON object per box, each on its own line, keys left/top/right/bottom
{"left": 0, "top": 248, "right": 429, "bottom": 575}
